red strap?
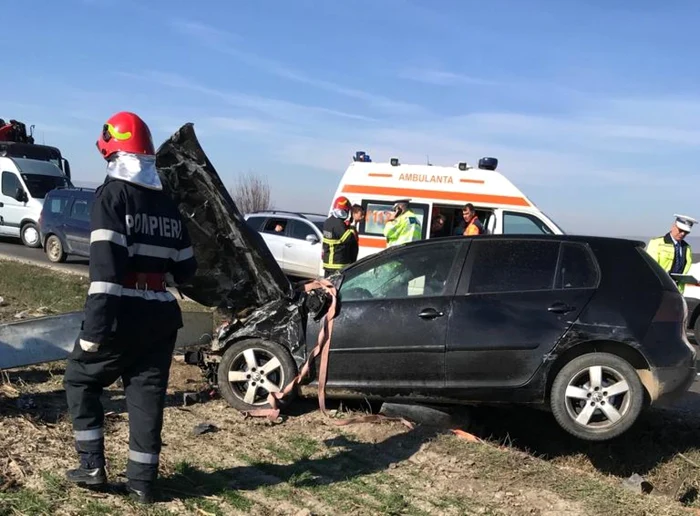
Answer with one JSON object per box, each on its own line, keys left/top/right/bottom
{"left": 122, "top": 272, "right": 166, "bottom": 291}
{"left": 244, "top": 278, "right": 414, "bottom": 429}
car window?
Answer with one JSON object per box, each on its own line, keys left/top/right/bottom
{"left": 467, "top": 240, "right": 560, "bottom": 294}
{"left": 246, "top": 216, "right": 267, "bottom": 231}
{"left": 556, "top": 242, "right": 599, "bottom": 289}
{"left": 287, "top": 219, "right": 316, "bottom": 240}
{"left": 503, "top": 212, "right": 554, "bottom": 235}
{"left": 362, "top": 200, "right": 429, "bottom": 239}
{"left": 70, "top": 199, "right": 91, "bottom": 222}
{"left": 47, "top": 196, "right": 69, "bottom": 215}
{"left": 262, "top": 217, "right": 288, "bottom": 235}
{"left": 1, "top": 171, "right": 21, "bottom": 198}
{"left": 340, "top": 241, "right": 461, "bottom": 301}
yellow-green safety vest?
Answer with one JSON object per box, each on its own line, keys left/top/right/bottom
{"left": 646, "top": 234, "right": 693, "bottom": 293}
{"left": 383, "top": 209, "right": 422, "bottom": 247}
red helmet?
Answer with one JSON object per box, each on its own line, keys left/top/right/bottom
{"left": 96, "top": 111, "right": 155, "bottom": 160}
{"left": 331, "top": 196, "right": 351, "bottom": 219}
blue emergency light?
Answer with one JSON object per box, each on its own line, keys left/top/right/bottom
{"left": 353, "top": 151, "right": 372, "bottom": 162}
{"left": 478, "top": 157, "right": 498, "bottom": 171}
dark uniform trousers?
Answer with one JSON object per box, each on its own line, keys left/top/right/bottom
{"left": 64, "top": 327, "right": 177, "bottom": 483}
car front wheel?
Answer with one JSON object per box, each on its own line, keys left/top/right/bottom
{"left": 21, "top": 222, "right": 41, "bottom": 248}
{"left": 217, "top": 338, "right": 298, "bottom": 413}
{"left": 550, "top": 352, "right": 644, "bottom": 441}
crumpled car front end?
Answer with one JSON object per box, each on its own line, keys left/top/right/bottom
{"left": 155, "top": 123, "right": 333, "bottom": 407}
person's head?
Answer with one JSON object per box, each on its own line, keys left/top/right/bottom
{"left": 274, "top": 223, "right": 284, "bottom": 232}
{"left": 96, "top": 111, "right": 154, "bottom": 161}
{"left": 392, "top": 199, "right": 410, "bottom": 216}
{"left": 671, "top": 214, "right": 697, "bottom": 241}
{"left": 351, "top": 204, "right": 365, "bottom": 222}
{"left": 431, "top": 214, "right": 446, "bottom": 231}
{"left": 332, "top": 196, "right": 351, "bottom": 219}
{"left": 462, "top": 203, "right": 477, "bottom": 223}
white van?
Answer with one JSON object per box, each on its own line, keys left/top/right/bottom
{"left": 328, "top": 152, "right": 565, "bottom": 261}
{"left": 0, "top": 157, "right": 71, "bottom": 247}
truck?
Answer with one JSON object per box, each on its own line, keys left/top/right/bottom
{"left": 0, "top": 118, "right": 71, "bottom": 179}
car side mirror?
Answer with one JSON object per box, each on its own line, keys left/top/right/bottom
{"left": 306, "top": 234, "right": 319, "bottom": 244}
{"left": 14, "top": 187, "right": 27, "bottom": 203}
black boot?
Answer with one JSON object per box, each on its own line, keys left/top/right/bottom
{"left": 65, "top": 466, "right": 107, "bottom": 487}
{"left": 127, "top": 481, "right": 155, "bottom": 504}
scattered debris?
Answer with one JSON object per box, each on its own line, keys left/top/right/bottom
{"left": 15, "top": 395, "right": 36, "bottom": 411}
{"left": 192, "top": 423, "right": 218, "bottom": 436}
{"left": 0, "top": 296, "right": 6, "bottom": 306}
{"left": 622, "top": 473, "right": 654, "bottom": 495}
{"left": 378, "top": 402, "right": 458, "bottom": 427}
{"left": 678, "top": 452, "right": 700, "bottom": 469}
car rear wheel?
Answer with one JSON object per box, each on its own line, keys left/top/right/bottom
{"left": 21, "top": 222, "right": 41, "bottom": 248}
{"left": 45, "top": 235, "right": 67, "bottom": 263}
{"left": 550, "top": 352, "right": 644, "bottom": 441}
{"left": 217, "top": 338, "right": 297, "bottom": 412}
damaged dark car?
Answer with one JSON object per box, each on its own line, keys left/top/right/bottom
{"left": 155, "top": 124, "right": 697, "bottom": 442}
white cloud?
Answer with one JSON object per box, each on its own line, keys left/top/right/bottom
{"left": 168, "top": 19, "right": 427, "bottom": 116}
{"left": 398, "top": 68, "right": 498, "bottom": 87}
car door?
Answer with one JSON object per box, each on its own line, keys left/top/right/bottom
{"left": 284, "top": 219, "right": 322, "bottom": 277}
{"left": 258, "top": 217, "right": 289, "bottom": 271}
{"left": 63, "top": 197, "right": 92, "bottom": 255}
{"left": 0, "top": 171, "right": 24, "bottom": 237}
{"left": 444, "top": 239, "right": 599, "bottom": 393}
{"left": 315, "top": 240, "right": 466, "bottom": 395}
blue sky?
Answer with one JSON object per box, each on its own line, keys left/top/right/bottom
{"left": 4, "top": 0, "right": 700, "bottom": 236}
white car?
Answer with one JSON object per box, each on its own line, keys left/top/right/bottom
{"left": 244, "top": 211, "right": 325, "bottom": 278}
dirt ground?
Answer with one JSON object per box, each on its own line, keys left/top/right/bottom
{"left": 1, "top": 357, "right": 699, "bottom": 516}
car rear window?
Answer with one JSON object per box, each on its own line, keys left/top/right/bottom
{"left": 467, "top": 240, "right": 560, "bottom": 294}
{"left": 637, "top": 247, "right": 679, "bottom": 291}
{"left": 555, "top": 242, "right": 599, "bottom": 289}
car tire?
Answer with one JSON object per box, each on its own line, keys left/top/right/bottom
{"left": 693, "top": 313, "right": 700, "bottom": 345}
{"left": 550, "top": 352, "right": 644, "bottom": 441}
{"left": 217, "top": 338, "right": 298, "bottom": 413}
{"left": 20, "top": 222, "right": 41, "bottom": 248}
{"left": 45, "top": 235, "right": 67, "bottom": 263}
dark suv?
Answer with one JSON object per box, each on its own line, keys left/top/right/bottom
{"left": 39, "top": 187, "right": 95, "bottom": 263}
{"left": 158, "top": 123, "right": 698, "bottom": 442}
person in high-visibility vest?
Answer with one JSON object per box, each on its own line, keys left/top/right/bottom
{"left": 646, "top": 214, "right": 697, "bottom": 293}
{"left": 383, "top": 199, "right": 422, "bottom": 247}
{"left": 321, "top": 196, "right": 358, "bottom": 277}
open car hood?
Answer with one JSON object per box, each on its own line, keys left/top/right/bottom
{"left": 155, "top": 123, "right": 294, "bottom": 315}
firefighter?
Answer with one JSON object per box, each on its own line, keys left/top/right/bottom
{"left": 646, "top": 214, "right": 696, "bottom": 293}
{"left": 322, "top": 196, "right": 358, "bottom": 276}
{"left": 383, "top": 199, "right": 422, "bottom": 247}
{"left": 62, "top": 111, "right": 197, "bottom": 503}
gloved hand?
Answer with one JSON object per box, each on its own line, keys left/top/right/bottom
{"left": 79, "top": 339, "right": 100, "bottom": 352}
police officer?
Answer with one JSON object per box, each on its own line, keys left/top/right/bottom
{"left": 383, "top": 199, "right": 422, "bottom": 247}
{"left": 322, "top": 196, "right": 358, "bottom": 276}
{"left": 646, "top": 214, "right": 696, "bottom": 293}
{"left": 63, "top": 111, "right": 197, "bottom": 503}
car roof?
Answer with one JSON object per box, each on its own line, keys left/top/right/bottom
{"left": 246, "top": 211, "right": 326, "bottom": 223}
{"left": 46, "top": 187, "right": 95, "bottom": 197}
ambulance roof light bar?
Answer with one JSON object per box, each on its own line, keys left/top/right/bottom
{"left": 478, "top": 157, "right": 498, "bottom": 171}
{"left": 353, "top": 151, "right": 372, "bottom": 162}
{"left": 390, "top": 157, "right": 400, "bottom": 166}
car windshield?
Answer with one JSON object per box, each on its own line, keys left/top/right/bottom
{"left": 14, "top": 158, "right": 71, "bottom": 199}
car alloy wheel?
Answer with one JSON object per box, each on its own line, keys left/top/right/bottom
{"left": 217, "top": 338, "right": 297, "bottom": 412}
{"left": 550, "top": 352, "right": 644, "bottom": 441}
{"left": 45, "top": 235, "right": 66, "bottom": 263}
{"left": 21, "top": 223, "right": 41, "bottom": 248}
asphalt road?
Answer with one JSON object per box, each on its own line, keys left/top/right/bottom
{"left": 0, "top": 236, "right": 89, "bottom": 275}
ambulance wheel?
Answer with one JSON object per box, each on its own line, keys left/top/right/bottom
{"left": 217, "top": 338, "right": 298, "bottom": 413}
{"left": 21, "top": 222, "right": 41, "bottom": 248}
{"left": 45, "top": 235, "right": 67, "bottom": 263}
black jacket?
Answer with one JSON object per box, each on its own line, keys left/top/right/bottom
{"left": 321, "top": 216, "right": 358, "bottom": 270}
{"left": 80, "top": 177, "right": 197, "bottom": 344}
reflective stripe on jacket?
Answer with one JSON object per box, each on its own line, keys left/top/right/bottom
{"left": 646, "top": 233, "right": 693, "bottom": 292}
{"left": 383, "top": 209, "right": 422, "bottom": 247}
{"left": 322, "top": 216, "right": 357, "bottom": 270}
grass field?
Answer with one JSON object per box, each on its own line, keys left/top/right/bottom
{"left": 1, "top": 259, "right": 699, "bottom": 515}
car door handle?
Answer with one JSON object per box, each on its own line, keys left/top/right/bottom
{"left": 285, "top": 243, "right": 292, "bottom": 247}
{"left": 548, "top": 302, "right": 575, "bottom": 314}
{"left": 418, "top": 308, "right": 444, "bottom": 320}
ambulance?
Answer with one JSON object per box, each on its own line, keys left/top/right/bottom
{"left": 328, "top": 151, "right": 565, "bottom": 261}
